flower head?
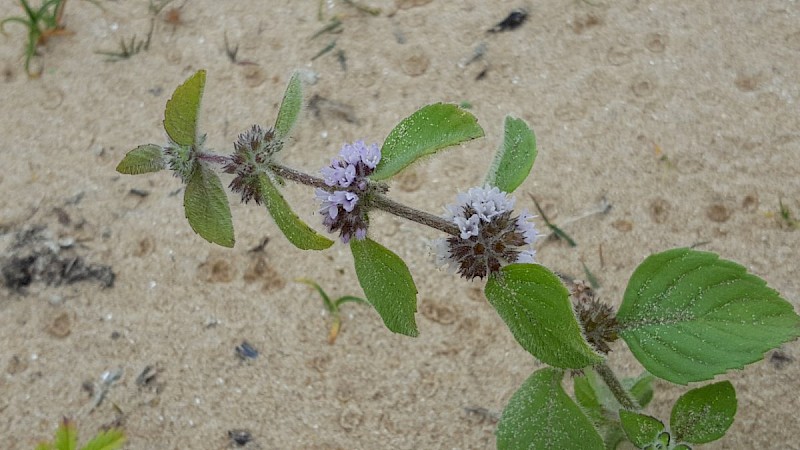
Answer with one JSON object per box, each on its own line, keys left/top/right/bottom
{"left": 435, "top": 185, "right": 537, "bottom": 279}
{"left": 316, "top": 141, "right": 381, "bottom": 243}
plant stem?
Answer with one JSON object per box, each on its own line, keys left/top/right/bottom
{"left": 369, "top": 193, "right": 459, "bottom": 236}
{"left": 268, "top": 162, "right": 331, "bottom": 190}
{"left": 594, "top": 362, "right": 639, "bottom": 410}
{"left": 268, "top": 162, "right": 459, "bottom": 237}
{"left": 197, "top": 152, "right": 230, "bottom": 166}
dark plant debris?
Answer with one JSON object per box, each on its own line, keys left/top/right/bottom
{"left": 235, "top": 341, "right": 259, "bottom": 360}
{"left": 224, "top": 31, "right": 256, "bottom": 66}
{"left": 248, "top": 237, "right": 270, "bottom": 253}
{"left": 310, "top": 17, "right": 342, "bottom": 40}
{"left": 96, "top": 20, "right": 154, "bottom": 61}
{"left": 769, "top": 350, "right": 793, "bottom": 369}
{"left": 308, "top": 94, "right": 359, "bottom": 124}
{"left": 488, "top": 8, "right": 528, "bottom": 33}
{"left": 311, "top": 39, "right": 337, "bottom": 61}
{"left": 228, "top": 429, "right": 253, "bottom": 447}
{"left": 1, "top": 226, "right": 115, "bottom": 292}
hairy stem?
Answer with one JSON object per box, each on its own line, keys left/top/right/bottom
{"left": 196, "top": 152, "right": 231, "bottom": 166}
{"left": 594, "top": 362, "right": 639, "bottom": 410}
{"left": 268, "top": 162, "right": 330, "bottom": 190}
{"left": 268, "top": 162, "right": 459, "bottom": 237}
{"left": 369, "top": 194, "right": 459, "bottom": 236}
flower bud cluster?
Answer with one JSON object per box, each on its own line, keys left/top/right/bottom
{"left": 315, "top": 141, "right": 381, "bottom": 243}
{"left": 223, "top": 125, "right": 283, "bottom": 204}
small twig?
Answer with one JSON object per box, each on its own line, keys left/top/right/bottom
{"left": 310, "top": 17, "right": 342, "bottom": 40}
{"left": 342, "top": 0, "right": 381, "bottom": 16}
{"left": 530, "top": 194, "right": 612, "bottom": 246}
{"left": 223, "top": 31, "right": 238, "bottom": 62}
{"left": 530, "top": 194, "right": 577, "bottom": 246}
{"left": 311, "top": 40, "right": 337, "bottom": 60}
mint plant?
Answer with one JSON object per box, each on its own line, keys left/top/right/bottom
{"left": 116, "top": 71, "right": 800, "bottom": 449}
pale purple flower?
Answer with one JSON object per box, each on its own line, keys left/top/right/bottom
{"left": 454, "top": 214, "right": 481, "bottom": 239}
{"left": 321, "top": 163, "right": 356, "bottom": 187}
{"left": 358, "top": 142, "right": 381, "bottom": 169}
{"left": 435, "top": 185, "right": 538, "bottom": 279}
{"left": 316, "top": 140, "right": 382, "bottom": 243}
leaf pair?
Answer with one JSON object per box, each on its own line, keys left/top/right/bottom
{"left": 484, "top": 247, "right": 800, "bottom": 376}
{"left": 373, "top": 104, "right": 537, "bottom": 193}
{"left": 496, "top": 368, "right": 736, "bottom": 449}
{"left": 620, "top": 381, "right": 737, "bottom": 447}
{"left": 117, "top": 70, "right": 235, "bottom": 246}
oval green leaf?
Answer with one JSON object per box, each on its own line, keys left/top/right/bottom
{"left": 116, "top": 144, "right": 165, "bottom": 174}
{"left": 258, "top": 174, "right": 333, "bottom": 250}
{"left": 350, "top": 237, "right": 418, "bottom": 336}
{"left": 371, "top": 103, "right": 484, "bottom": 181}
{"left": 617, "top": 248, "right": 800, "bottom": 385}
{"left": 671, "top": 381, "right": 736, "bottom": 444}
{"left": 485, "top": 116, "right": 537, "bottom": 193}
{"left": 573, "top": 372, "right": 628, "bottom": 450}
{"left": 484, "top": 263, "right": 603, "bottom": 368}
{"left": 497, "top": 368, "right": 604, "bottom": 450}
{"left": 628, "top": 373, "right": 656, "bottom": 408}
{"left": 184, "top": 162, "right": 234, "bottom": 247}
{"left": 619, "top": 410, "right": 666, "bottom": 448}
{"left": 274, "top": 71, "right": 303, "bottom": 139}
{"left": 164, "top": 70, "right": 205, "bottom": 147}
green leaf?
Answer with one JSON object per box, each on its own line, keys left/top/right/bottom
{"left": 350, "top": 237, "right": 418, "bottom": 336}
{"left": 573, "top": 375, "right": 604, "bottom": 423}
{"left": 274, "top": 72, "right": 303, "bottom": 139}
{"left": 573, "top": 374, "right": 628, "bottom": 450}
{"left": 627, "top": 373, "right": 656, "bottom": 408}
{"left": 619, "top": 410, "right": 666, "bottom": 448}
{"left": 371, "top": 103, "right": 484, "bottom": 180}
{"left": 497, "top": 368, "right": 604, "bottom": 450}
{"left": 485, "top": 116, "right": 537, "bottom": 193}
{"left": 54, "top": 418, "right": 78, "bottom": 450}
{"left": 258, "top": 175, "right": 333, "bottom": 250}
{"left": 80, "top": 428, "right": 126, "bottom": 450}
{"left": 671, "top": 381, "right": 736, "bottom": 444}
{"left": 164, "top": 70, "right": 205, "bottom": 146}
{"left": 116, "top": 144, "right": 165, "bottom": 174}
{"left": 617, "top": 248, "right": 800, "bottom": 385}
{"left": 184, "top": 162, "right": 234, "bottom": 247}
{"left": 484, "top": 263, "right": 603, "bottom": 368}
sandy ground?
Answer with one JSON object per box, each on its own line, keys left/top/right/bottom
{"left": 1, "top": 1, "right": 799, "bottom": 449}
